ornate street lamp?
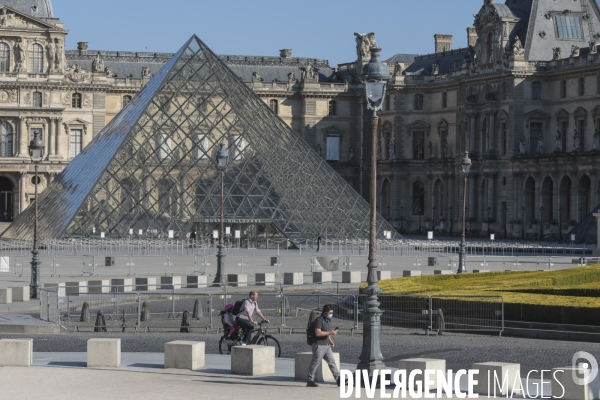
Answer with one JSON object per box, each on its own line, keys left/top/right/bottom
{"left": 212, "top": 143, "right": 229, "bottom": 286}
{"left": 357, "top": 45, "right": 391, "bottom": 378}
{"left": 540, "top": 206, "right": 544, "bottom": 240}
{"left": 28, "top": 130, "right": 45, "bottom": 299}
{"left": 522, "top": 206, "right": 526, "bottom": 240}
{"left": 457, "top": 152, "right": 471, "bottom": 274}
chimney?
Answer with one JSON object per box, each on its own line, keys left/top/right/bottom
{"left": 279, "top": 49, "right": 292, "bottom": 58}
{"left": 467, "top": 28, "right": 478, "bottom": 47}
{"left": 77, "top": 42, "right": 88, "bottom": 53}
{"left": 434, "top": 34, "right": 453, "bottom": 53}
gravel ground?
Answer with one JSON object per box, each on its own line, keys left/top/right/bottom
{"left": 1, "top": 330, "right": 598, "bottom": 378}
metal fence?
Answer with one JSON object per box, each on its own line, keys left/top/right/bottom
{"left": 54, "top": 290, "right": 503, "bottom": 336}
{"left": 40, "top": 288, "right": 60, "bottom": 324}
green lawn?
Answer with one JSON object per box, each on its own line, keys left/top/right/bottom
{"left": 365, "top": 265, "right": 600, "bottom": 308}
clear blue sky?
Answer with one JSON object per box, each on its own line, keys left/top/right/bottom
{"left": 53, "top": 0, "right": 483, "bottom": 66}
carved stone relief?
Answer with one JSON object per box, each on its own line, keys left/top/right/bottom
{"left": 64, "top": 64, "right": 90, "bottom": 83}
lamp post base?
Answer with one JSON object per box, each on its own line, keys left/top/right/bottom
{"left": 356, "top": 279, "right": 385, "bottom": 378}
{"left": 30, "top": 248, "right": 41, "bottom": 299}
{"left": 212, "top": 245, "right": 227, "bottom": 287}
{"left": 457, "top": 241, "right": 467, "bottom": 273}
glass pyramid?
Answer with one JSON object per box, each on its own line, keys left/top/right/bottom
{"left": 2, "top": 36, "right": 400, "bottom": 244}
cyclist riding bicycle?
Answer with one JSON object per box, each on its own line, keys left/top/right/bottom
{"left": 235, "top": 291, "right": 269, "bottom": 345}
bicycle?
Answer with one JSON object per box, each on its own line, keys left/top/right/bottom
{"left": 219, "top": 320, "right": 281, "bottom": 357}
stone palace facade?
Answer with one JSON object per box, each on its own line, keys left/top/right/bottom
{"left": 0, "top": 0, "right": 599, "bottom": 241}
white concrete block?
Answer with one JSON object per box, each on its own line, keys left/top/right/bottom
{"left": 473, "top": 362, "right": 522, "bottom": 396}
{"left": 186, "top": 276, "right": 207, "bottom": 289}
{"left": 313, "top": 271, "right": 332, "bottom": 283}
{"left": 403, "top": 270, "right": 422, "bottom": 277}
{"left": 552, "top": 366, "right": 600, "bottom": 400}
{"left": 473, "top": 270, "right": 492, "bottom": 273}
{"left": 160, "top": 276, "right": 181, "bottom": 290}
{"left": 398, "top": 358, "right": 447, "bottom": 390}
{"left": 87, "top": 280, "right": 110, "bottom": 294}
{"left": 227, "top": 274, "right": 247, "bottom": 287}
{"left": 87, "top": 338, "right": 121, "bottom": 368}
{"left": 110, "top": 278, "right": 133, "bottom": 292}
{"left": 295, "top": 351, "right": 340, "bottom": 382}
{"left": 65, "top": 281, "right": 88, "bottom": 296}
{"left": 231, "top": 345, "right": 275, "bottom": 376}
{"left": 43, "top": 283, "right": 65, "bottom": 297}
{"left": 164, "top": 341, "right": 205, "bottom": 370}
{"left": 255, "top": 273, "right": 275, "bottom": 286}
{"left": 342, "top": 271, "right": 362, "bottom": 283}
{"left": 10, "top": 286, "right": 29, "bottom": 302}
{"left": 284, "top": 272, "right": 303, "bottom": 285}
{"left": 377, "top": 271, "right": 392, "bottom": 281}
{"left": 434, "top": 270, "right": 453, "bottom": 275}
{"left": 0, "top": 339, "right": 33, "bottom": 367}
{"left": 0, "top": 287, "right": 12, "bottom": 304}
{"left": 135, "top": 277, "right": 157, "bottom": 291}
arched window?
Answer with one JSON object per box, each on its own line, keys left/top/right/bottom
{"left": 32, "top": 91, "right": 42, "bottom": 107}
{"left": 72, "top": 93, "right": 82, "bottom": 108}
{"left": 0, "top": 43, "right": 10, "bottom": 73}
{"left": 328, "top": 100, "right": 336, "bottom": 115}
{"left": 0, "top": 122, "right": 12, "bottom": 157}
{"left": 123, "top": 95, "right": 132, "bottom": 108}
{"left": 269, "top": 99, "right": 278, "bottom": 114}
{"left": 414, "top": 94, "right": 424, "bottom": 110}
{"left": 28, "top": 43, "right": 44, "bottom": 74}
{"left": 532, "top": 82, "right": 542, "bottom": 99}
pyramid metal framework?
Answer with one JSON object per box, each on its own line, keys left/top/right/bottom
{"left": 2, "top": 36, "right": 400, "bottom": 243}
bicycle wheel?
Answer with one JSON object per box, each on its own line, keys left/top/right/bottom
{"left": 257, "top": 335, "right": 282, "bottom": 357}
{"left": 219, "top": 335, "right": 237, "bottom": 355}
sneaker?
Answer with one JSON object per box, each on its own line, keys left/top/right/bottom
{"left": 239, "top": 341, "right": 246, "bottom": 346}
{"left": 336, "top": 377, "right": 348, "bottom": 387}
{"left": 306, "top": 381, "right": 319, "bottom": 387}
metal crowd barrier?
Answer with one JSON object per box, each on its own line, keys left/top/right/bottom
{"left": 39, "top": 287, "right": 60, "bottom": 324}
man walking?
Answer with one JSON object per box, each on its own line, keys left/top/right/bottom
{"left": 306, "top": 304, "right": 341, "bottom": 387}
{"left": 316, "top": 233, "right": 322, "bottom": 252}
{"left": 235, "top": 291, "right": 269, "bottom": 345}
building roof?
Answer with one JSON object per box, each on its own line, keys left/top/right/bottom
{"left": 65, "top": 50, "right": 337, "bottom": 82}
{"left": 403, "top": 48, "right": 469, "bottom": 75}
{"left": 386, "top": 53, "right": 419, "bottom": 63}
{"left": 1, "top": 0, "right": 53, "bottom": 18}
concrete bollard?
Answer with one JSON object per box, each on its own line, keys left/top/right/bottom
{"left": 552, "top": 366, "right": 600, "bottom": 400}
{"left": 377, "top": 271, "right": 392, "bottom": 281}
{"left": 403, "top": 270, "right": 422, "bottom": 277}
{"left": 342, "top": 271, "right": 361, "bottom": 283}
{"left": 312, "top": 271, "right": 332, "bottom": 283}
{"left": 192, "top": 299, "right": 202, "bottom": 319}
{"left": 140, "top": 302, "right": 151, "bottom": 322}
{"left": 10, "top": 286, "right": 29, "bottom": 302}
{"left": 255, "top": 273, "right": 275, "bottom": 286}
{"left": 0, "top": 288, "right": 12, "bottom": 304}
{"left": 227, "top": 274, "right": 247, "bottom": 287}
{"left": 284, "top": 272, "right": 303, "bottom": 285}
{"left": 231, "top": 345, "right": 275, "bottom": 376}
{"left": 80, "top": 302, "right": 91, "bottom": 322}
{"left": 398, "top": 358, "right": 446, "bottom": 390}
{"left": 473, "top": 362, "right": 522, "bottom": 396}
{"left": 0, "top": 339, "right": 33, "bottom": 367}
{"left": 87, "top": 338, "right": 121, "bottom": 367}
{"left": 186, "top": 276, "right": 207, "bottom": 289}
{"left": 434, "top": 270, "right": 453, "bottom": 275}
{"left": 295, "top": 351, "right": 340, "bottom": 382}
{"left": 65, "top": 281, "right": 88, "bottom": 296}
{"left": 135, "top": 277, "right": 157, "bottom": 291}
{"left": 473, "top": 270, "right": 492, "bottom": 273}
{"left": 160, "top": 276, "right": 181, "bottom": 290}
{"left": 88, "top": 280, "right": 110, "bottom": 294}
{"left": 164, "top": 341, "right": 205, "bottom": 370}
{"left": 110, "top": 279, "right": 133, "bottom": 292}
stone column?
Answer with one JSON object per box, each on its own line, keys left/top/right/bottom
{"left": 469, "top": 113, "right": 477, "bottom": 153}
{"left": 18, "top": 117, "right": 27, "bottom": 156}
{"left": 48, "top": 117, "right": 54, "bottom": 156}
{"left": 487, "top": 174, "right": 495, "bottom": 220}
{"left": 55, "top": 118, "right": 62, "bottom": 158}
{"left": 488, "top": 112, "right": 496, "bottom": 152}
{"left": 19, "top": 171, "right": 26, "bottom": 213}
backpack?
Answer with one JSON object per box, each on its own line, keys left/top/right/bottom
{"left": 306, "top": 310, "right": 320, "bottom": 345}
{"left": 231, "top": 299, "right": 245, "bottom": 317}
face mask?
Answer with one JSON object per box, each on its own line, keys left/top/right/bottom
{"left": 327, "top": 313, "right": 333, "bottom": 319}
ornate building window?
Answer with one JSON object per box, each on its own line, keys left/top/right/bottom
{"left": 0, "top": 122, "right": 12, "bottom": 157}
{"left": 123, "top": 95, "right": 132, "bottom": 108}
{"left": 529, "top": 122, "right": 543, "bottom": 154}
{"left": 414, "top": 94, "right": 424, "bottom": 110}
{"left": 69, "top": 129, "right": 82, "bottom": 158}
{"left": 231, "top": 135, "right": 246, "bottom": 161}
{"left": 158, "top": 133, "right": 171, "bottom": 159}
{"left": 0, "top": 43, "right": 10, "bottom": 73}
{"left": 500, "top": 122, "right": 508, "bottom": 155}
{"left": 269, "top": 99, "right": 278, "bottom": 114}
{"left": 578, "top": 77, "right": 585, "bottom": 96}
{"left": 32, "top": 91, "right": 42, "bottom": 107}
{"left": 384, "top": 95, "right": 391, "bottom": 111}
{"left": 412, "top": 181, "right": 425, "bottom": 216}
{"left": 560, "top": 79, "right": 567, "bottom": 98}
{"left": 72, "top": 93, "right": 82, "bottom": 108}
{"left": 555, "top": 16, "right": 583, "bottom": 39}
{"left": 441, "top": 92, "right": 447, "bottom": 109}
{"left": 328, "top": 100, "right": 336, "bottom": 115}
{"left": 413, "top": 131, "right": 425, "bottom": 159}
{"left": 326, "top": 136, "right": 340, "bottom": 161}
{"left": 194, "top": 134, "right": 209, "bottom": 160}
{"left": 532, "top": 82, "right": 542, "bottom": 99}
{"left": 28, "top": 43, "right": 44, "bottom": 74}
